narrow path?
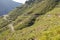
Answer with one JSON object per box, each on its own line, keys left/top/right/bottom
{"left": 3, "top": 15, "right": 8, "bottom": 20}
{"left": 3, "top": 14, "right": 15, "bottom": 32}
{"left": 8, "top": 23, "right": 15, "bottom": 32}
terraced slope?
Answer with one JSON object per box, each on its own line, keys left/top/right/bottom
{"left": 0, "top": 0, "right": 60, "bottom": 40}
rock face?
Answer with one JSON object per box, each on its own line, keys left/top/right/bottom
{"left": 0, "top": 0, "right": 22, "bottom": 16}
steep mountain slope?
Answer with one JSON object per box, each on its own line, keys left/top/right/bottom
{"left": 0, "top": 0, "right": 22, "bottom": 16}
{"left": 0, "top": 0, "right": 60, "bottom": 40}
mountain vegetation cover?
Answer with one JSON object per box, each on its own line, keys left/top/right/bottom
{"left": 0, "top": 0, "right": 60, "bottom": 40}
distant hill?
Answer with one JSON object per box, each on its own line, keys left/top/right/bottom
{"left": 0, "top": 0, "right": 22, "bottom": 16}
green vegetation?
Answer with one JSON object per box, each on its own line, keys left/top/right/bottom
{"left": 0, "top": 0, "right": 60, "bottom": 40}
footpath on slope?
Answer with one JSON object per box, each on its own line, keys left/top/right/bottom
{"left": 3, "top": 15, "right": 15, "bottom": 32}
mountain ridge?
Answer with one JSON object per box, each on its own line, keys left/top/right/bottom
{"left": 0, "top": 0, "right": 22, "bottom": 16}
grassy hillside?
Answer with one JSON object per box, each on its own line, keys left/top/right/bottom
{"left": 0, "top": 0, "right": 60, "bottom": 40}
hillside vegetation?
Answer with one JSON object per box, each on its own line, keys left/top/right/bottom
{"left": 0, "top": 0, "right": 60, "bottom": 40}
